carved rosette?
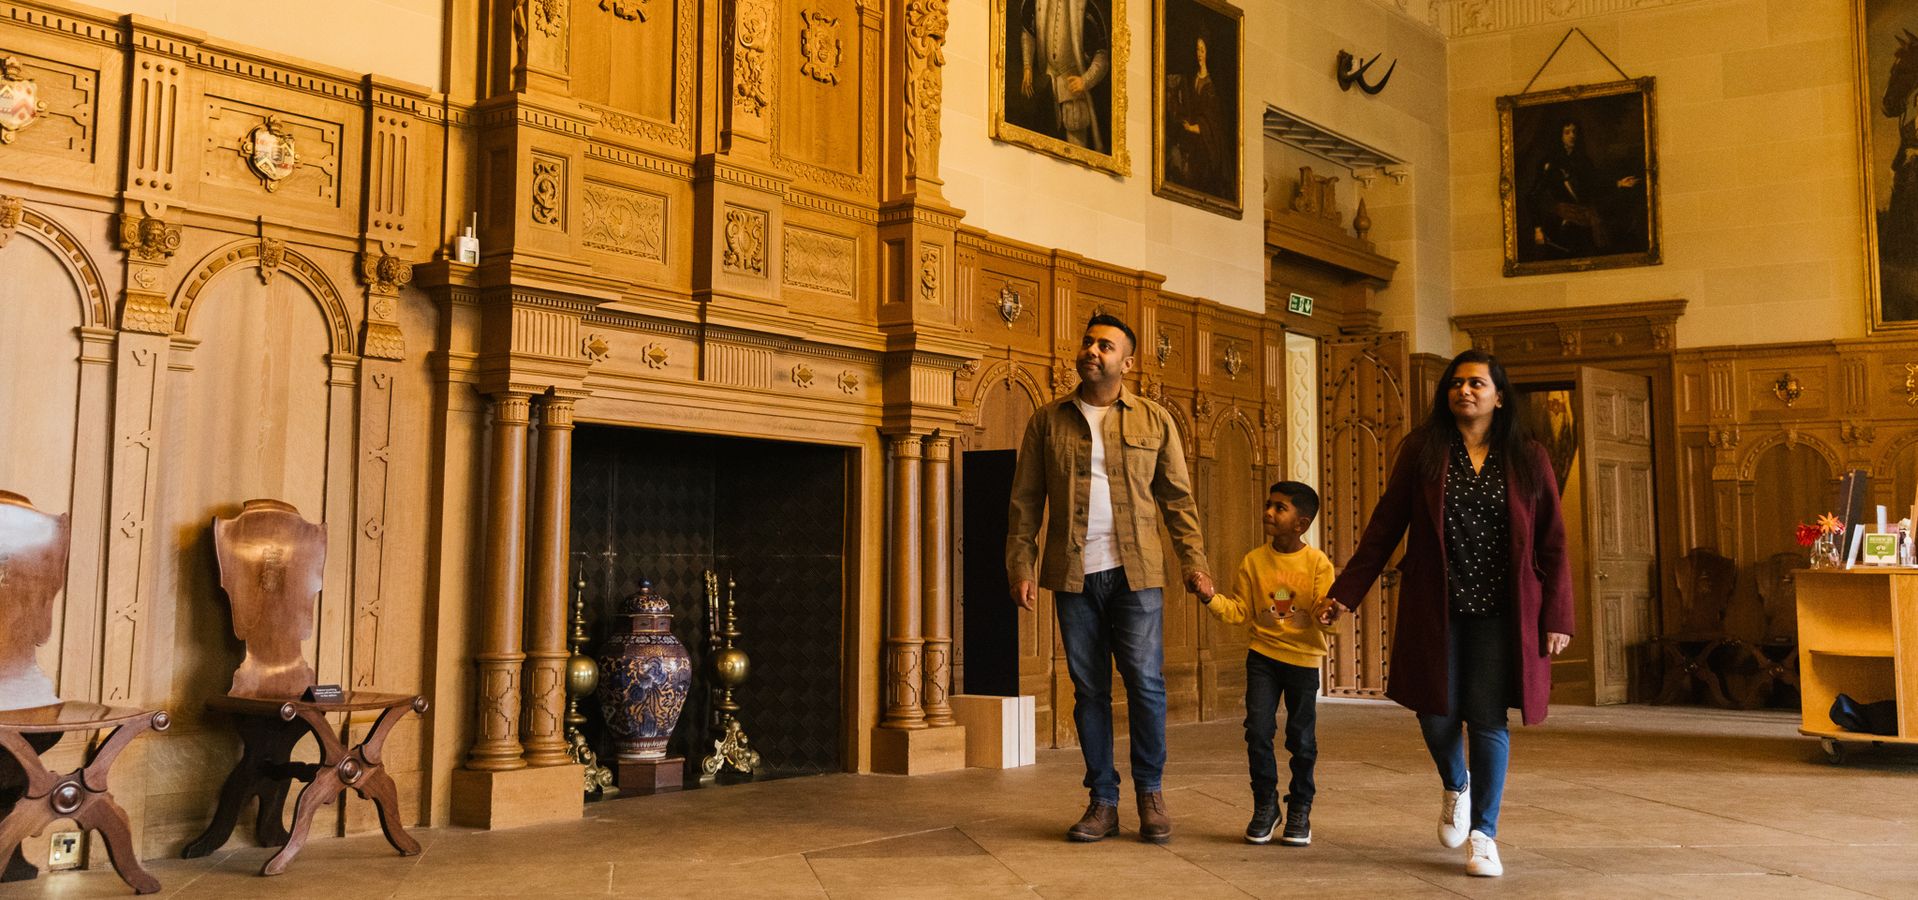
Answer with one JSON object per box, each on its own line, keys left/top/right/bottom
{"left": 1052, "top": 359, "right": 1077, "bottom": 394}
{"left": 902, "top": 0, "right": 949, "bottom": 181}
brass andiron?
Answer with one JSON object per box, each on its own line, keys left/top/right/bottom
{"left": 700, "top": 570, "right": 761, "bottom": 783}
{"left": 566, "top": 565, "right": 615, "bottom": 798}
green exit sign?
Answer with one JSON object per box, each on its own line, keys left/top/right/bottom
{"left": 1287, "top": 293, "right": 1315, "bottom": 316}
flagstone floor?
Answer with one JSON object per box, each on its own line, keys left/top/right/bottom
{"left": 6, "top": 700, "right": 1916, "bottom": 898}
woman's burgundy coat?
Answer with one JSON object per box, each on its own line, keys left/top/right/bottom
{"left": 1327, "top": 432, "right": 1575, "bottom": 726}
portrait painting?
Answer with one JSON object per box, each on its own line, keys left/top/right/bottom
{"left": 1517, "top": 388, "right": 1579, "bottom": 495}
{"left": 990, "top": 0, "right": 1131, "bottom": 176}
{"left": 1498, "top": 77, "right": 1660, "bottom": 277}
{"left": 1856, "top": 0, "right": 1918, "bottom": 330}
{"left": 1152, "top": 0, "right": 1241, "bottom": 218}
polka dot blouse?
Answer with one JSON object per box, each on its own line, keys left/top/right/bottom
{"left": 1443, "top": 435, "right": 1512, "bottom": 617}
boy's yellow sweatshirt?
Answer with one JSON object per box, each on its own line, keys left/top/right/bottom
{"left": 1202, "top": 542, "right": 1337, "bottom": 668}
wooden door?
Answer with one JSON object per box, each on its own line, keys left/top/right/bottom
{"left": 1577, "top": 367, "right": 1659, "bottom": 705}
{"left": 1319, "top": 332, "right": 1411, "bottom": 698}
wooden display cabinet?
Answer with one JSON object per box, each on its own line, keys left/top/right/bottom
{"left": 1795, "top": 569, "right": 1918, "bottom": 762}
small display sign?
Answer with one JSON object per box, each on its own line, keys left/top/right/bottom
{"left": 303, "top": 684, "right": 345, "bottom": 703}
{"left": 1287, "top": 292, "right": 1315, "bottom": 317}
{"left": 1862, "top": 532, "right": 1899, "bottom": 566}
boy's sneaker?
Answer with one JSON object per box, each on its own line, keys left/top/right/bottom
{"left": 1279, "top": 796, "right": 1311, "bottom": 846}
{"left": 1244, "top": 798, "right": 1280, "bottom": 844}
{"left": 1465, "top": 830, "right": 1503, "bottom": 877}
{"left": 1438, "top": 777, "right": 1470, "bottom": 848}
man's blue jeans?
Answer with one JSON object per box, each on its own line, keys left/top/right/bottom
{"left": 1054, "top": 567, "right": 1166, "bottom": 807}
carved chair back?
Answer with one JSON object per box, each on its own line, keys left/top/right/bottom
{"left": 1673, "top": 547, "right": 1738, "bottom": 637}
{"left": 1753, "top": 550, "right": 1808, "bottom": 644}
{"left": 0, "top": 491, "right": 69, "bottom": 711}
{"left": 212, "top": 499, "right": 326, "bottom": 698}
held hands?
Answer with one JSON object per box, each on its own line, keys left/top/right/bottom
{"left": 1318, "top": 599, "right": 1351, "bottom": 626}
{"left": 1012, "top": 579, "right": 1038, "bottom": 611}
{"left": 1546, "top": 632, "right": 1571, "bottom": 656}
{"left": 1184, "top": 569, "right": 1215, "bottom": 600}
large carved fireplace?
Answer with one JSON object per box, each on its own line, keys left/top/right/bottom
{"left": 569, "top": 426, "right": 848, "bottom": 777}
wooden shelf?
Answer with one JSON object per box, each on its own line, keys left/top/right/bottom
{"left": 1798, "top": 726, "right": 1918, "bottom": 746}
{"left": 1808, "top": 646, "right": 1895, "bottom": 659}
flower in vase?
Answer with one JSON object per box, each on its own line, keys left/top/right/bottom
{"left": 1795, "top": 522, "right": 1821, "bottom": 547}
{"left": 1818, "top": 512, "right": 1843, "bottom": 534}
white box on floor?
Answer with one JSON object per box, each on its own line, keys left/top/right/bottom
{"left": 950, "top": 694, "right": 1036, "bottom": 768}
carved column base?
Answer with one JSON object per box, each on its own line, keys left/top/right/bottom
{"left": 450, "top": 764, "right": 583, "bottom": 830}
{"left": 465, "top": 654, "right": 527, "bottom": 771}
{"left": 870, "top": 724, "right": 966, "bottom": 776}
{"left": 520, "top": 651, "right": 572, "bottom": 766}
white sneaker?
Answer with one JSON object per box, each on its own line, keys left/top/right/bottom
{"left": 1438, "top": 778, "right": 1470, "bottom": 848}
{"left": 1465, "top": 830, "right": 1503, "bottom": 877}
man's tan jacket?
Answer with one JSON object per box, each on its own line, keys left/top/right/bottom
{"left": 1005, "top": 386, "right": 1209, "bottom": 593}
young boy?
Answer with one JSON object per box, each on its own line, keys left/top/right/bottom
{"left": 1198, "top": 481, "right": 1337, "bottom": 846}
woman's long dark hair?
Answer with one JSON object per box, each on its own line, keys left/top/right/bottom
{"left": 1411, "top": 349, "right": 1542, "bottom": 498}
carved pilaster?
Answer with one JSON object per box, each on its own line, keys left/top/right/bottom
{"left": 901, "top": 0, "right": 949, "bottom": 194}
{"left": 115, "top": 212, "right": 180, "bottom": 335}
{"left": 125, "top": 32, "right": 187, "bottom": 204}
{"left": 513, "top": 0, "right": 572, "bottom": 93}
{"left": 881, "top": 433, "right": 926, "bottom": 729}
{"left": 359, "top": 249, "right": 413, "bottom": 361}
{"left": 723, "top": 0, "right": 775, "bottom": 152}
{"left": 99, "top": 333, "right": 170, "bottom": 704}
{"left": 920, "top": 432, "right": 954, "bottom": 727}
{"left": 352, "top": 363, "right": 400, "bottom": 691}
{"left": 469, "top": 392, "right": 533, "bottom": 771}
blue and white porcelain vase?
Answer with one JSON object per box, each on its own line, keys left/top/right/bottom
{"left": 597, "top": 581, "right": 693, "bottom": 761}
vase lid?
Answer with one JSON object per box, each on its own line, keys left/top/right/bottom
{"left": 620, "top": 580, "right": 671, "bottom": 616}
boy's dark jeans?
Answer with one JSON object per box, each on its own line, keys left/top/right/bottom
{"left": 1244, "top": 650, "right": 1319, "bottom": 805}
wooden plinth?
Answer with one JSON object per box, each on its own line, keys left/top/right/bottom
{"left": 450, "top": 764, "right": 584, "bottom": 830}
{"left": 870, "top": 724, "right": 967, "bottom": 775}
{"left": 615, "top": 756, "right": 685, "bottom": 796}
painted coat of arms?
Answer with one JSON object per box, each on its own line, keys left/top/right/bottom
{"left": 0, "top": 56, "right": 46, "bottom": 144}
{"left": 241, "top": 115, "right": 299, "bottom": 191}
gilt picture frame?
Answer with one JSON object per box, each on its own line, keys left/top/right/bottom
{"left": 1498, "top": 77, "right": 1660, "bottom": 277}
{"left": 1151, "top": 0, "right": 1242, "bottom": 218}
{"left": 1856, "top": 0, "right": 1918, "bottom": 331}
{"left": 990, "top": 0, "right": 1131, "bottom": 176}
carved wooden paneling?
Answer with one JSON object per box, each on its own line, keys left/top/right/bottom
{"left": 201, "top": 99, "right": 343, "bottom": 204}
{"left": 581, "top": 180, "right": 666, "bottom": 261}
{"left": 1, "top": 51, "right": 96, "bottom": 162}
{"left": 781, "top": 224, "right": 854, "bottom": 295}
{"left": 1319, "top": 332, "right": 1410, "bottom": 698}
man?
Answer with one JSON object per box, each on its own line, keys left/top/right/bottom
{"left": 1006, "top": 314, "right": 1213, "bottom": 844}
{"left": 1019, "top": 0, "right": 1111, "bottom": 151}
{"left": 1525, "top": 119, "right": 1642, "bottom": 259}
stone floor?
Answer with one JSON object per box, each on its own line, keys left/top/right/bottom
{"left": 7, "top": 700, "right": 1917, "bottom": 898}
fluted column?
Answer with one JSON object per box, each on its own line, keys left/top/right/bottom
{"left": 521, "top": 393, "right": 576, "bottom": 766}
{"left": 881, "top": 434, "right": 927, "bottom": 729}
{"left": 920, "top": 432, "right": 955, "bottom": 726}
{"left": 468, "top": 391, "right": 531, "bottom": 771}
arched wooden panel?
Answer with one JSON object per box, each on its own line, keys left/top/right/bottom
{"left": 1750, "top": 443, "right": 1834, "bottom": 562}
{"left": 1319, "top": 333, "right": 1410, "bottom": 698}
{"left": 1199, "top": 421, "right": 1259, "bottom": 721}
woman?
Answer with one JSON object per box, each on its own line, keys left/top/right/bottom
{"left": 1321, "top": 349, "right": 1573, "bottom": 878}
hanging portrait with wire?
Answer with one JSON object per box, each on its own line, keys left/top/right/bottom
{"left": 1499, "top": 76, "right": 1661, "bottom": 276}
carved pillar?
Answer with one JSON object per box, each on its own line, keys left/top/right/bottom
{"left": 920, "top": 432, "right": 954, "bottom": 726}
{"left": 887, "top": 0, "right": 949, "bottom": 200}
{"left": 469, "top": 391, "right": 532, "bottom": 771}
{"left": 522, "top": 392, "right": 577, "bottom": 766}
{"left": 882, "top": 433, "right": 927, "bottom": 729}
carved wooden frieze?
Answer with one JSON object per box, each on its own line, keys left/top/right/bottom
{"left": 0, "top": 52, "right": 92, "bottom": 161}
{"left": 1455, "top": 299, "right": 1686, "bottom": 364}
{"left": 782, "top": 225, "right": 855, "bottom": 295}
{"left": 722, "top": 205, "right": 767, "bottom": 276}
{"left": 582, "top": 182, "right": 666, "bottom": 261}
{"left": 732, "top": 0, "right": 773, "bottom": 117}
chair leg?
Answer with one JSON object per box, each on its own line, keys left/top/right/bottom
{"left": 73, "top": 789, "right": 161, "bottom": 895}
{"left": 1, "top": 845, "right": 34, "bottom": 883}
{"left": 260, "top": 767, "right": 342, "bottom": 877}
{"left": 185, "top": 716, "right": 302, "bottom": 857}
{"left": 354, "top": 766, "right": 420, "bottom": 857}
{"left": 0, "top": 798, "right": 55, "bottom": 885}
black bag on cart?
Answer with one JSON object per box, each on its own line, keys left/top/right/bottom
{"left": 1830, "top": 693, "right": 1897, "bottom": 736}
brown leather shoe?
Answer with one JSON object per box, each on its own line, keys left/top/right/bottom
{"left": 1137, "top": 791, "right": 1172, "bottom": 844}
{"left": 1066, "top": 800, "right": 1120, "bottom": 842}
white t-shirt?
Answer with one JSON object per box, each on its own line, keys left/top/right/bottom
{"left": 1073, "top": 398, "right": 1122, "bottom": 574}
